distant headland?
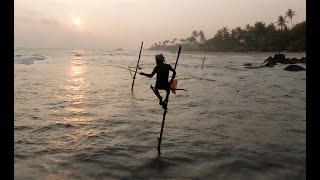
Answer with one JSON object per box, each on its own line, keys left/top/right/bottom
{"left": 115, "top": 48, "right": 124, "bottom": 51}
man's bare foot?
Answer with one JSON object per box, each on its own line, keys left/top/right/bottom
{"left": 159, "top": 98, "right": 163, "bottom": 105}
{"left": 162, "top": 101, "right": 167, "bottom": 110}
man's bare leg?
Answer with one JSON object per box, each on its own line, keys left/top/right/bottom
{"left": 162, "top": 89, "right": 170, "bottom": 110}
{"left": 154, "top": 88, "right": 164, "bottom": 105}
{"left": 150, "top": 85, "right": 164, "bottom": 105}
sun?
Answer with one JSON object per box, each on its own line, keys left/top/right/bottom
{"left": 73, "top": 18, "right": 81, "bottom": 26}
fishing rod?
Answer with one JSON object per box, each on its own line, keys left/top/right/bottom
{"left": 105, "top": 64, "right": 141, "bottom": 72}
{"left": 104, "top": 41, "right": 144, "bottom": 90}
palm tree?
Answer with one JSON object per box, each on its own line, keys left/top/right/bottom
{"left": 198, "top": 30, "right": 206, "bottom": 43}
{"left": 186, "top": 36, "right": 197, "bottom": 44}
{"left": 276, "top": 15, "right": 287, "bottom": 31}
{"left": 172, "top": 38, "right": 177, "bottom": 44}
{"left": 285, "top": 9, "right": 296, "bottom": 29}
{"left": 180, "top": 39, "right": 187, "bottom": 43}
{"left": 245, "top": 24, "right": 252, "bottom": 32}
{"left": 163, "top": 40, "right": 170, "bottom": 46}
{"left": 192, "top": 30, "right": 198, "bottom": 38}
{"left": 267, "top": 23, "right": 276, "bottom": 31}
{"left": 221, "top": 27, "right": 230, "bottom": 40}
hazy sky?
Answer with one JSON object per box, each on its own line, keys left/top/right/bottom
{"left": 14, "top": 0, "right": 306, "bottom": 50}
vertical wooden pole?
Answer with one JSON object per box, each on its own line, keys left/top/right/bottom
{"left": 202, "top": 45, "right": 206, "bottom": 69}
{"left": 157, "top": 45, "right": 181, "bottom": 156}
{"left": 157, "top": 109, "right": 167, "bottom": 156}
{"left": 131, "top": 41, "right": 143, "bottom": 92}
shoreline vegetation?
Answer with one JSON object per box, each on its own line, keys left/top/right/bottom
{"left": 149, "top": 9, "right": 305, "bottom": 53}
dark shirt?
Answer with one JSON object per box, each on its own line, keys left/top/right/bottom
{"left": 152, "top": 63, "right": 174, "bottom": 89}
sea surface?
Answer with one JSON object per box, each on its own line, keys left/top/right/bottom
{"left": 14, "top": 48, "right": 306, "bottom": 180}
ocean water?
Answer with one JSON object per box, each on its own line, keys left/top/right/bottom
{"left": 14, "top": 48, "right": 306, "bottom": 180}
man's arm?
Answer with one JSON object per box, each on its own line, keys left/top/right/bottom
{"left": 139, "top": 67, "right": 157, "bottom": 78}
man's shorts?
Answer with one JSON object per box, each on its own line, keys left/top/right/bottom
{"left": 155, "top": 81, "right": 170, "bottom": 90}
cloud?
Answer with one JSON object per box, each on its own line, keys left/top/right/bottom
{"left": 24, "top": 9, "right": 42, "bottom": 16}
{"left": 117, "top": 0, "right": 139, "bottom": 7}
{"left": 15, "top": 12, "right": 72, "bottom": 32}
{"left": 14, "top": 15, "right": 35, "bottom": 23}
{"left": 15, "top": 9, "right": 62, "bottom": 28}
{"left": 40, "top": 17, "right": 61, "bottom": 26}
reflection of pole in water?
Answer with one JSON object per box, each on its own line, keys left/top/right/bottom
{"left": 201, "top": 58, "right": 205, "bottom": 69}
{"left": 201, "top": 45, "right": 207, "bottom": 69}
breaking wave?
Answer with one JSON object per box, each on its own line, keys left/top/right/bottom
{"left": 15, "top": 55, "right": 47, "bottom": 65}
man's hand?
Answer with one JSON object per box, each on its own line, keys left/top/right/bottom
{"left": 139, "top": 72, "right": 154, "bottom": 78}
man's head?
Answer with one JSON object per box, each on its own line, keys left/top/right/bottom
{"left": 155, "top": 54, "right": 165, "bottom": 64}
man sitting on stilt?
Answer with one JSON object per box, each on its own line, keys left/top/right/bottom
{"left": 139, "top": 54, "right": 176, "bottom": 110}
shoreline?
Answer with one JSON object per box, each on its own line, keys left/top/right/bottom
{"left": 146, "top": 49, "right": 306, "bottom": 56}
{"left": 147, "top": 48, "right": 306, "bottom": 54}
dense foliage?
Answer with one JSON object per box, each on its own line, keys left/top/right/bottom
{"left": 150, "top": 10, "right": 305, "bottom": 52}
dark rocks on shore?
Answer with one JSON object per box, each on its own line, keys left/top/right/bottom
{"left": 299, "top": 57, "right": 306, "bottom": 63}
{"left": 283, "top": 65, "right": 306, "bottom": 71}
{"left": 245, "top": 53, "right": 306, "bottom": 70}
{"left": 289, "top": 58, "right": 298, "bottom": 64}
{"left": 264, "top": 56, "right": 277, "bottom": 67}
{"left": 274, "top": 53, "right": 286, "bottom": 64}
{"left": 262, "top": 53, "right": 306, "bottom": 67}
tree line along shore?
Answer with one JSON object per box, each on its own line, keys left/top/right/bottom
{"left": 149, "top": 9, "right": 305, "bottom": 53}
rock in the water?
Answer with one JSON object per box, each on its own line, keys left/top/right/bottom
{"left": 283, "top": 65, "right": 306, "bottom": 71}
{"left": 289, "top": 58, "right": 298, "bottom": 64}
{"left": 298, "top": 57, "right": 306, "bottom": 63}
{"left": 284, "top": 58, "right": 290, "bottom": 64}
{"left": 263, "top": 54, "right": 306, "bottom": 67}
{"left": 265, "top": 62, "right": 275, "bottom": 67}
{"left": 274, "top": 53, "right": 286, "bottom": 64}
{"left": 244, "top": 63, "right": 252, "bottom": 66}
{"left": 263, "top": 56, "right": 276, "bottom": 67}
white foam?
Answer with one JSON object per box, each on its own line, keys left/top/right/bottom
{"left": 16, "top": 55, "right": 47, "bottom": 65}
{"left": 70, "top": 50, "right": 87, "bottom": 57}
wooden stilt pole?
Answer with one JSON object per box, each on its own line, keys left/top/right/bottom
{"left": 157, "top": 45, "right": 182, "bottom": 156}
{"left": 131, "top": 41, "right": 143, "bottom": 92}
{"left": 202, "top": 45, "right": 206, "bottom": 69}
{"left": 157, "top": 109, "right": 167, "bottom": 156}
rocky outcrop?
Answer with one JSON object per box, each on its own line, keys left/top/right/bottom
{"left": 298, "top": 57, "right": 306, "bottom": 63}
{"left": 263, "top": 56, "right": 277, "bottom": 67}
{"left": 262, "top": 53, "right": 306, "bottom": 67}
{"left": 283, "top": 65, "right": 306, "bottom": 71}
{"left": 274, "top": 53, "right": 286, "bottom": 64}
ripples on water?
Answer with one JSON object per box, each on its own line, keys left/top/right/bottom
{"left": 14, "top": 48, "right": 306, "bottom": 179}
